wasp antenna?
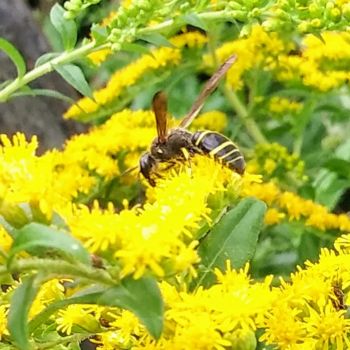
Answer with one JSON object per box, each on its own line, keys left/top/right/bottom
{"left": 120, "top": 165, "right": 139, "bottom": 177}
{"left": 179, "top": 54, "right": 237, "bottom": 129}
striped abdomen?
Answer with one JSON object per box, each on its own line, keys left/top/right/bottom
{"left": 191, "top": 130, "right": 245, "bottom": 175}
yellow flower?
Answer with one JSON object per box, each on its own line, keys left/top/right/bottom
{"left": 63, "top": 155, "right": 241, "bottom": 279}
{"left": 269, "top": 96, "right": 303, "bottom": 114}
{"left": 190, "top": 111, "right": 228, "bottom": 132}
{"left": 0, "top": 225, "right": 12, "bottom": 253}
{"left": 303, "top": 302, "right": 350, "bottom": 349}
{"left": 56, "top": 305, "right": 99, "bottom": 335}
{"left": 204, "top": 25, "right": 290, "bottom": 90}
{"left": 264, "top": 208, "right": 285, "bottom": 225}
{"left": 277, "top": 31, "right": 350, "bottom": 91}
{"left": 0, "top": 305, "right": 8, "bottom": 340}
{"left": 30, "top": 279, "right": 66, "bottom": 319}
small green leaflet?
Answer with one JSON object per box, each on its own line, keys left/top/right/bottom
{"left": 55, "top": 64, "right": 93, "bottom": 98}
{"left": 29, "top": 276, "right": 164, "bottom": 339}
{"left": 34, "top": 52, "right": 59, "bottom": 68}
{"left": 0, "top": 37, "right": 26, "bottom": 78}
{"left": 50, "top": 4, "right": 77, "bottom": 50}
{"left": 195, "top": 197, "right": 266, "bottom": 288}
{"left": 8, "top": 275, "right": 42, "bottom": 350}
{"left": 12, "top": 88, "right": 77, "bottom": 105}
{"left": 138, "top": 33, "right": 174, "bottom": 48}
{"left": 97, "top": 276, "right": 164, "bottom": 339}
{"left": 181, "top": 13, "right": 208, "bottom": 31}
{"left": 8, "top": 222, "right": 90, "bottom": 265}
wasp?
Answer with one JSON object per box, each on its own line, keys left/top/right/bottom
{"left": 139, "top": 54, "right": 245, "bottom": 186}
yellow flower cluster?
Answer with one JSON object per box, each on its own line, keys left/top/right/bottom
{"left": 268, "top": 96, "right": 303, "bottom": 115}
{"left": 190, "top": 110, "right": 227, "bottom": 132}
{"left": 242, "top": 181, "right": 350, "bottom": 231}
{"left": 93, "top": 263, "right": 275, "bottom": 349}
{"left": 53, "top": 234, "right": 350, "bottom": 349}
{"left": 63, "top": 155, "right": 241, "bottom": 278}
{"left": 277, "top": 31, "right": 350, "bottom": 91}
{"left": 206, "top": 26, "right": 350, "bottom": 93}
{"left": 261, "top": 234, "right": 350, "bottom": 349}
{"left": 64, "top": 31, "right": 207, "bottom": 120}
{"left": 247, "top": 143, "right": 306, "bottom": 181}
{"left": 203, "top": 25, "right": 290, "bottom": 90}
{"left": 0, "top": 133, "right": 94, "bottom": 218}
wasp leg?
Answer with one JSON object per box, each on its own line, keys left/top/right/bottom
{"left": 180, "top": 147, "right": 193, "bottom": 177}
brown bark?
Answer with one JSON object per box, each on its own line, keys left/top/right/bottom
{"left": 0, "top": 0, "right": 86, "bottom": 152}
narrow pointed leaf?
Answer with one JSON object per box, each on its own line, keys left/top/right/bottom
{"left": 9, "top": 222, "right": 90, "bottom": 265}
{"left": 50, "top": 4, "right": 77, "bottom": 50}
{"left": 181, "top": 13, "right": 208, "bottom": 31}
{"left": 29, "top": 277, "right": 164, "bottom": 339}
{"left": 138, "top": 33, "right": 174, "bottom": 48}
{"left": 12, "top": 88, "right": 77, "bottom": 105}
{"left": 34, "top": 52, "right": 59, "bottom": 67}
{"left": 196, "top": 197, "right": 266, "bottom": 287}
{"left": 8, "top": 275, "right": 41, "bottom": 350}
{"left": 121, "top": 42, "right": 152, "bottom": 55}
{"left": 55, "top": 64, "right": 93, "bottom": 98}
{"left": 0, "top": 38, "right": 26, "bottom": 78}
{"left": 98, "top": 276, "right": 163, "bottom": 339}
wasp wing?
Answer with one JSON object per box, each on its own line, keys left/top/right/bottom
{"left": 152, "top": 91, "right": 168, "bottom": 143}
{"left": 179, "top": 54, "right": 237, "bottom": 129}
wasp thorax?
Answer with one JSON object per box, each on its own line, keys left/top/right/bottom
{"left": 150, "top": 129, "right": 194, "bottom": 161}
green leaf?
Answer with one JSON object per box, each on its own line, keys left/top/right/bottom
{"left": 90, "top": 24, "right": 108, "bottom": 44}
{"left": 98, "top": 276, "right": 163, "bottom": 339}
{"left": 0, "top": 37, "right": 26, "bottom": 78}
{"left": 313, "top": 169, "right": 348, "bottom": 210}
{"left": 181, "top": 13, "right": 208, "bottom": 31}
{"left": 29, "top": 277, "right": 164, "bottom": 339}
{"left": 12, "top": 88, "right": 77, "bottom": 105}
{"left": 55, "top": 64, "right": 93, "bottom": 98}
{"left": 9, "top": 223, "right": 90, "bottom": 265}
{"left": 196, "top": 197, "right": 266, "bottom": 288}
{"left": 335, "top": 139, "right": 350, "bottom": 161}
{"left": 324, "top": 158, "right": 350, "bottom": 180}
{"left": 50, "top": 4, "right": 77, "bottom": 50}
{"left": 8, "top": 275, "right": 41, "bottom": 350}
{"left": 34, "top": 52, "right": 59, "bottom": 67}
{"left": 121, "top": 42, "right": 152, "bottom": 55}
{"left": 138, "top": 33, "right": 174, "bottom": 48}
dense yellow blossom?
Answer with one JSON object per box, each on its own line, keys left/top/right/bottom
{"left": 242, "top": 181, "right": 350, "bottom": 232}
{"left": 277, "top": 31, "right": 350, "bottom": 91}
{"left": 65, "top": 32, "right": 207, "bottom": 119}
{"left": 94, "top": 262, "right": 276, "bottom": 349}
{"left": 268, "top": 96, "right": 303, "bottom": 115}
{"left": 261, "top": 243, "right": 350, "bottom": 349}
{"left": 0, "top": 225, "right": 12, "bottom": 254}
{"left": 204, "top": 25, "right": 290, "bottom": 90}
{"left": 63, "top": 155, "right": 242, "bottom": 279}
{"left": 0, "top": 305, "right": 8, "bottom": 340}
{"left": 190, "top": 110, "right": 227, "bottom": 132}
{"left": 0, "top": 133, "right": 95, "bottom": 218}
{"left": 29, "top": 279, "right": 66, "bottom": 319}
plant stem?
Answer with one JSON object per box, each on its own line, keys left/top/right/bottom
{"left": 223, "top": 80, "right": 268, "bottom": 144}
{"left": 0, "top": 41, "right": 101, "bottom": 102}
{"left": 138, "top": 10, "right": 245, "bottom": 35}
{"left": 5, "top": 258, "right": 117, "bottom": 285}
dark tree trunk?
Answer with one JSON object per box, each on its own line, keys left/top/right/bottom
{"left": 0, "top": 0, "right": 86, "bottom": 152}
